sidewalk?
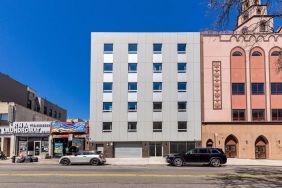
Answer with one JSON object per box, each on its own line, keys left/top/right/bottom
{"left": 1, "top": 157, "right": 282, "bottom": 166}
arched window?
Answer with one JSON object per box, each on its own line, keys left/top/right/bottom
{"left": 271, "top": 51, "right": 281, "bottom": 56}
{"left": 252, "top": 51, "right": 262, "bottom": 56}
{"left": 232, "top": 51, "right": 243, "bottom": 56}
{"left": 260, "top": 21, "right": 267, "bottom": 32}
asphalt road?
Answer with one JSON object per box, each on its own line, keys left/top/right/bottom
{"left": 0, "top": 164, "right": 282, "bottom": 188}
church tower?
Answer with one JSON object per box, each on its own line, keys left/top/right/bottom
{"left": 235, "top": 0, "right": 274, "bottom": 34}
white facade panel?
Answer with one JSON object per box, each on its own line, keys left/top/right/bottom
{"left": 153, "top": 112, "right": 162, "bottom": 121}
{"left": 153, "top": 93, "right": 162, "bottom": 101}
{"left": 177, "top": 54, "right": 187, "bottom": 62}
{"left": 128, "top": 112, "right": 137, "bottom": 121}
{"left": 104, "top": 54, "right": 113, "bottom": 63}
{"left": 177, "top": 73, "right": 187, "bottom": 82}
{"left": 128, "top": 73, "right": 138, "bottom": 82}
{"left": 103, "top": 93, "right": 113, "bottom": 102}
{"left": 103, "top": 112, "right": 113, "bottom": 122}
{"left": 153, "top": 54, "right": 162, "bottom": 63}
{"left": 178, "top": 92, "right": 187, "bottom": 101}
{"left": 128, "top": 93, "right": 137, "bottom": 101}
{"left": 128, "top": 54, "right": 138, "bottom": 63}
{"left": 103, "top": 73, "right": 113, "bottom": 82}
{"left": 153, "top": 73, "right": 162, "bottom": 82}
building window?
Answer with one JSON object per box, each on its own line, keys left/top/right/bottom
{"left": 128, "top": 102, "right": 137, "bottom": 112}
{"left": 272, "top": 109, "right": 282, "bottom": 121}
{"left": 232, "top": 83, "right": 245, "bottom": 95}
{"left": 128, "top": 44, "right": 137, "bottom": 54}
{"left": 271, "top": 83, "right": 282, "bottom": 95}
{"left": 103, "top": 122, "right": 112, "bottom": 132}
{"left": 252, "top": 51, "right": 262, "bottom": 56}
{"left": 153, "top": 102, "right": 162, "bottom": 112}
{"left": 128, "top": 63, "right": 137, "bottom": 73}
{"left": 177, "top": 43, "right": 186, "bottom": 54}
{"left": 252, "top": 109, "right": 265, "bottom": 121}
{"left": 259, "top": 21, "right": 267, "bottom": 32}
{"left": 54, "top": 111, "right": 57, "bottom": 118}
{"left": 128, "top": 82, "right": 137, "bottom": 92}
{"left": 103, "top": 102, "right": 112, "bottom": 112}
{"left": 58, "top": 112, "right": 61, "bottom": 119}
{"left": 232, "top": 109, "right": 246, "bottom": 121}
{"left": 178, "top": 121, "right": 187, "bottom": 132}
{"left": 178, "top": 63, "right": 187, "bottom": 73}
{"left": 103, "top": 82, "right": 113, "bottom": 93}
{"left": 0, "top": 113, "right": 8, "bottom": 121}
{"left": 44, "top": 106, "right": 47, "bottom": 115}
{"left": 271, "top": 51, "right": 281, "bottom": 56}
{"left": 178, "top": 82, "right": 187, "bottom": 92}
{"left": 178, "top": 102, "right": 187, "bottom": 112}
{"left": 232, "top": 51, "right": 243, "bottom": 56}
{"left": 153, "top": 43, "right": 162, "bottom": 54}
{"left": 153, "top": 63, "right": 162, "bottom": 73}
{"left": 104, "top": 44, "right": 113, "bottom": 54}
{"left": 252, "top": 83, "right": 264, "bottom": 95}
{"left": 49, "top": 109, "right": 53, "bottom": 117}
{"left": 104, "top": 63, "right": 113, "bottom": 73}
{"left": 27, "top": 100, "right": 32, "bottom": 109}
{"left": 153, "top": 122, "right": 162, "bottom": 132}
{"left": 153, "top": 82, "right": 162, "bottom": 92}
{"left": 128, "top": 122, "right": 137, "bottom": 132}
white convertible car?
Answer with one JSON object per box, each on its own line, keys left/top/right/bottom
{"left": 59, "top": 151, "right": 106, "bottom": 166}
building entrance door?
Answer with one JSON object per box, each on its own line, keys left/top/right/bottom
{"left": 225, "top": 135, "right": 238, "bottom": 158}
{"left": 255, "top": 146, "right": 266, "bottom": 159}
{"left": 149, "top": 143, "right": 162, "bottom": 157}
{"left": 34, "top": 141, "right": 41, "bottom": 156}
{"left": 3, "top": 138, "right": 11, "bottom": 157}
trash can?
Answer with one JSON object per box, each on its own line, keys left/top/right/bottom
{"left": 11, "top": 156, "right": 16, "bottom": 163}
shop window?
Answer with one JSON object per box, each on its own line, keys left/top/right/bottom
{"left": 149, "top": 143, "right": 162, "bottom": 157}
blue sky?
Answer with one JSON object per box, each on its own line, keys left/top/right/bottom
{"left": 0, "top": 0, "right": 280, "bottom": 119}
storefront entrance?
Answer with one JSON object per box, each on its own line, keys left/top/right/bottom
{"left": 225, "top": 135, "right": 238, "bottom": 158}
{"left": 149, "top": 142, "right": 162, "bottom": 157}
{"left": 17, "top": 136, "right": 49, "bottom": 157}
{"left": 3, "top": 138, "right": 11, "bottom": 157}
{"left": 255, "top": 135, "right": 268, "bottom": 159}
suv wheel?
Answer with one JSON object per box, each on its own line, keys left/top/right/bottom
{"left": 173, "top": 158, "right": 183, "bottom": 167}
{"left": 210, "top": 158, "right": 221, "bottom": 167}
{"left": 90, "top": 158, "right": 100, "bottom": 166}
{"left": 60, "top": 158, "right": 70, "bottom": 166}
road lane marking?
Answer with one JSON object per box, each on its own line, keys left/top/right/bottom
{"left": 0, "top": 173, "right": 281, "bottom": 178}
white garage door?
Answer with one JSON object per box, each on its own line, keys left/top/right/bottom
{"left": 114, "top": 143, "right": 142, "bottom": 158}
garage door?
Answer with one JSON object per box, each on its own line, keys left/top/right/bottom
{"left": 114, "top": 143, "right": 142, "bottom": 158}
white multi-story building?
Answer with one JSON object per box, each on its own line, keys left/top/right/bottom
{"left": 90, "top": 33, "right": 201, "bottom": 158}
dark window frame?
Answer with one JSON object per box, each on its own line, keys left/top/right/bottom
{"left": 177, "top": 43, "right": 186, "bottom": 54}
{"left": 272, "top": 109, "right": 282, "bottom": 121}
{"left": 128, "top": 44, "right": 138, "bottom": 54}
{"left": 178, "top": 102, "right": 187, "bottom": 112}
{"left": 252, "top": 83, "right": 265, "bottom": 95}
{"left": 153, "top": 44, "right": 162, "bottom": 54}
{"left": 271, "top": 83, "right": 282, "bottom": 95}
{"left": 102, "top": 122, "right": 112, "bottom": 132}
{"left": 128, "top": 122, "right": 137, "bottom": 132}
{"left": 104, "top": 63, "right": 113, "bottom": 73}
{"left": 232, "top": 83, "right": 245, "bottom": 95}
{"left": 178, "top": 121, "right": 187, "bottom": 132}
{"left": 153, "top": 122, "right": 162, "bottom": 132}
{"left": 252, "top": 109, "right": 265, "bottom": 121}
{"left": 128, "top": 63, "right": 137, "bottom": 73}
{"left": 104, "top": 44, "right": 113, "bottom": 54}
{"left": 232, "top": 109, "right": 246, "bottom": 121}
{"left": 153, "top": 102, "right": 162, "bottom": 112}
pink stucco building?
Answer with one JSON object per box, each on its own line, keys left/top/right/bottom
{"left": 202, "top": 0, "right": 282, "bottom": 159}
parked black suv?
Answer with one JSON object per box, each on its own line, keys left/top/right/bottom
{"left": 166, "top": 148, "right": 227, "bottom": 167}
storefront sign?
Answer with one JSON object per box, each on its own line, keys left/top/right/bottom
{"left": 51, "top": 121, "right": 87, "bottom": 133}
{"left": 54, "top": 142, "right": 63, "bottom": 157}
{"left": 10, "top": 122, "right": 51, "bottom": 134}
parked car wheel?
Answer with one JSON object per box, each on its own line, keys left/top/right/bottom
{"left": 210, "top": 158, "right": 221, "bottom": 167}
{"left": 90, "top": 158, "right": 99, "bottom": 166}
{"left": 173, "top": 158, "right": 183, "bottom": 167}
{"left": 60, "top": 158, "right": 70, "bottom": 166}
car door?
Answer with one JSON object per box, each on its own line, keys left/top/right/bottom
{"left": 184, "top": 149, "right": 199, "bottom": 163}
{"left": 198, "top": 148, "right": 211, "bottom": 163}
{"left": 70, "top": 152, "right": 85, "bottom": 164}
